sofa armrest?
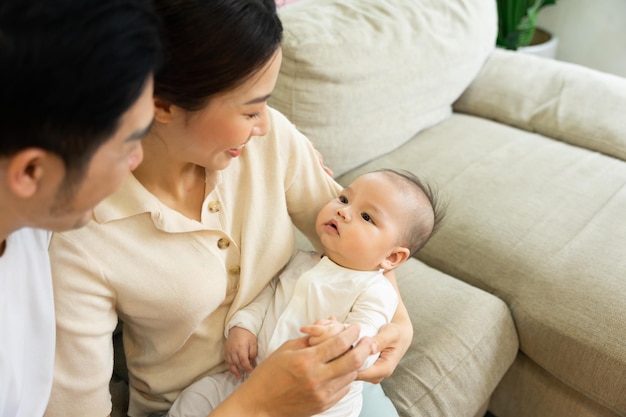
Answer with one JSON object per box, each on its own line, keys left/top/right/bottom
{"left": 453, "top": 49, "right": 626, "bottom": 162}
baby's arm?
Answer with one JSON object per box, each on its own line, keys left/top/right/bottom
{"left": 347, "top": 277, "right": 399, "bottom": 370}
{"left": 225, "top": 280, "right": 276, "bottom": 378}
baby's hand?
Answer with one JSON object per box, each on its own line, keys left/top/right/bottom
{"left": 300, "top": 316, "right": 345, "bottom": 346}
{"left": 224, "top": 326, "right": 258, "bottom": 379}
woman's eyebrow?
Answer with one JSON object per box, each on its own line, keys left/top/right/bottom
{"left": 244, "top": 93, "right": 272, "bottom": 105}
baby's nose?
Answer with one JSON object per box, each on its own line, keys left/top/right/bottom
{"left": 337, "top": 207, "right": 351, "bottom": 221}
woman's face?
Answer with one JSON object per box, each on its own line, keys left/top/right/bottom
{"left": 167, "top": 48, "right": 283, "bottom": 171}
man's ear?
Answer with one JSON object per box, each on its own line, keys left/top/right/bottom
{"left": 6, "top": 148, "right": 48, "bottom": 198}
{"left": 153, "top": 97, "right": 175, "bottom": 123}
{"left": 380, "top": 247, "right": 411, "bottom": 271}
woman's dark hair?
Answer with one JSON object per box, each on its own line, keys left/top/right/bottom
{"left": 153, "top": 0, "right": 283, "bottom": 111}
{"left": 0, "top": 0, "right": 162, "bottom": 175}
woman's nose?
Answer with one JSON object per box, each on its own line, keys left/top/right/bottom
{"left": 251, "top": 108, "right": 270, "bottom": 137}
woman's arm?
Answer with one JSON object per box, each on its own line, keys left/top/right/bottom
{"left": 209, "top": 325, "right": 377, "bottom": 417}
{"left": 357, "top": 269, "right": 413, "bottom": 383}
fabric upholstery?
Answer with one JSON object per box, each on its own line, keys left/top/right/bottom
{"left": 490, "top": 353, "right": 622, "bottom": 417}
{"left": 271, "top": 0, "right": 497, "bottom": 177}
{"left": 382, "top": 260, "right": 518, "bottom": 417}
{"left": 454, "top": 49, "right": 626, "bottom": 163}
{"left": 338, "top": 112, "right": 626, "bottom": 416}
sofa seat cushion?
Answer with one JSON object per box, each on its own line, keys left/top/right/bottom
{"left": 337, "top": 113, "right": 626, "bottom": 415}
{"left": 387, "top": 259, "right": 517, "bottom": 417}
{"left": 271, "top": 0, "right": 497, "bottom": 177}
{"left": 490, "top": 353, "right": 622, "bottom": 417}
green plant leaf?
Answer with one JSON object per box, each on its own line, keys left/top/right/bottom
{"left": 496, "top": 0, "right": 557, "bottom": 50}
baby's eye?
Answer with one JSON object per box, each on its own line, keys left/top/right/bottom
{"left": 338, "top": 195, "right": 348, "bottom": 204}
{"left": 361, "top": 213, "right": 374, "bottom": 223}
{"left": 246, "top": 113, "right": 260, "bottom": 119}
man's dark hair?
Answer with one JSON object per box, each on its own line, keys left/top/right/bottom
{"left": 0, "top": 0, "right": 161, "bottom": 175}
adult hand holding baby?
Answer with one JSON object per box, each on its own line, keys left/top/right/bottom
{"left": 213, "top": 323, "right": 377, "bottom": 417}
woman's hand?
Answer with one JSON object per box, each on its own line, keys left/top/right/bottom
{"left": 357, "top": 270, "right": 413, "bottom": 383}
{"left": 211, "top": 323, "right": 377, "bottom": 417}
{"left": 356, "top": 321, "right": 408, "bottom": 383}
{"left": 313, "top": 147, "right": 334, "bottom": 177}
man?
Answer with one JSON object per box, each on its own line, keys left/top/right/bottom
{"left": 0, "top": 1, "right": 161, "bottom": 415}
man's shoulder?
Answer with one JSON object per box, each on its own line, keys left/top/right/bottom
{"left": 3, "top": 228, "right": 51, "bottom": 259}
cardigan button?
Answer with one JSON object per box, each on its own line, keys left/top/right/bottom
{"left": 228, "top": 265, "right": 241, "bottom": 276}
{"left": 217, "top": 238, "right": 230, "bottom": 250}
{"left": 208, "top": 201, "right": 221, "bottom": 213}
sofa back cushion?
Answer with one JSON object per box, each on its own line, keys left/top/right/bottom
{"left": 270, "top": 0, "right": 497, "bottom": 177}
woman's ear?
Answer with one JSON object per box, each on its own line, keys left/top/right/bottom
{"left": 6, "top": 148, "right": 48, "bottom": 198}
{"left": 153, "top": 97, "right": 174, "bottom": 123}
{"left": 380, "top": 247, "right": 411, "bottom": 271}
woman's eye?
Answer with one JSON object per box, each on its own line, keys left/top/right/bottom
{"left": 339, "top": 196, "right": 348, "bottom": 204}
{"left": 246, "top": 113, "right": 260, "bottom": 119}
{"left": 361, "top": 213, "right": 374, "bottom": 223}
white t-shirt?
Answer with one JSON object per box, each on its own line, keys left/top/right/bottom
{"left": 0, "top": 228, "right": 55, "bottom": 417}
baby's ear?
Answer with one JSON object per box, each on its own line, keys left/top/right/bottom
{"left": 380, "top": 247, "right": 410, "bottom": 270}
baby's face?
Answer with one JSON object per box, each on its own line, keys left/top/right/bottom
{"left": 315, "top": 172, "right": 409, "bottom": 271}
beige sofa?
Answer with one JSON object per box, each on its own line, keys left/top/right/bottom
{"left": 271, "top": 0, "right": 626, "bottom": 416}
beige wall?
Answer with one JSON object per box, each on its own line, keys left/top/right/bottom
{"left": 537, "top": 0, "right": 626, "bottom": 78}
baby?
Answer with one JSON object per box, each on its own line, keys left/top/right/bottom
{"left": 168, "top": 169, "right": 444, "bottom": 417}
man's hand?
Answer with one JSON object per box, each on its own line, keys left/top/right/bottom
{"left": 211, "top": 323, "right": 377, "bottom": 417}
{"left": 224, "top": 326, "right": 258, "bottom": 379}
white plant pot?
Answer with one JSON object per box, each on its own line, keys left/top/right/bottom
{"left": 518, "top": 27, "right": 559, "bottom": 59}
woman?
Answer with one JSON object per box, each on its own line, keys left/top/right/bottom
{"left": 45, "top": 1, "right": 412, "bottom": 416}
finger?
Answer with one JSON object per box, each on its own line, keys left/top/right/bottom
{"left": 357, "top": 355, "right": 393, "bottom": 383}
{"left": 357, "top": 343, "right": 402, "bottom": 383}
{"left": 300, "top": 325, "right": 324, "bottom": 336}
{"left": 370, "top": 323, "right": 401, "bottom": 351}
{"left": 249, "top": 342, "right": 258, "bottom": 363}
{"left": 273, "top": 334, "right": 313, "bottom": 353}
{"left": 315, "top": 323, "right": 362, "bottom": 363}
{"left": 229, "top": 363, "right": 242, "bottom": 379}
{"left": 226, "top": 351, "right": 238, "bottom": 367}
{"left": 320, "top": 332, "right": 377, "bottom": 384}
{"left": 237, "top": 351, "right": 252, "bottom": 372}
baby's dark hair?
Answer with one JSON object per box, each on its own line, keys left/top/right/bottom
{"left": 376, "top": 169, "right": 446, "bottom": 256}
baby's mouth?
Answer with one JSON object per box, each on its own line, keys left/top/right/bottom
{"left": 326, "top": 219, "right": 339, "bottom": 234}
